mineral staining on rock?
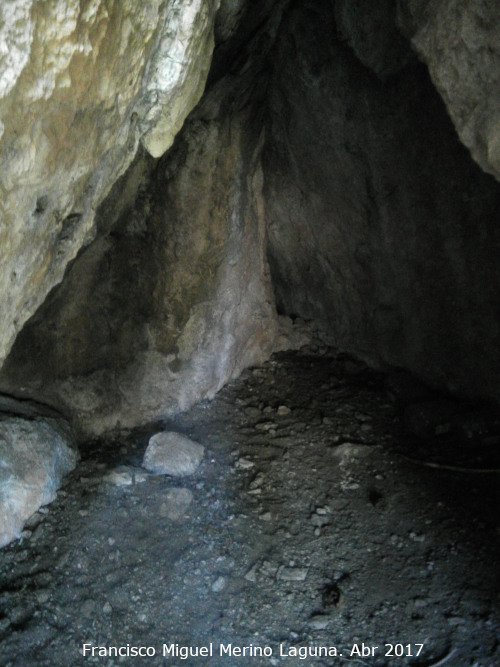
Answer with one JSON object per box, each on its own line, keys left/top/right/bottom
{"left": 0, "top": 56, "right": 279, "bottom": 436}
{"left": 143, "top": 432, "right": 205, "bottom": 477}
{"left": 0, "top": 0, "right": 219, "bottom": 371}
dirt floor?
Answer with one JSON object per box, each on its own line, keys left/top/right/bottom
{"left": 0, "top": 347, "right": 499, "bottom": 667}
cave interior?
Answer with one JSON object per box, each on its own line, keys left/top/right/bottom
{"left": 0, "top": 1, "right": 500, "bottom": 665}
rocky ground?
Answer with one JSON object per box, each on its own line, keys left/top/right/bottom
{"left": 0, "top": 347, "right": 499, "bottom": 667}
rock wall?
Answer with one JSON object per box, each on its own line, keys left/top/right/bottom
{"left": 0, "top": 414, "right": 78, "bottom": 547}
{"left": 0, "top": 56, "right": 280, "bottom": 436}
{"left": 264, "top": 0, "right": 500, "bottom": 401}
{"left": 0, "top": 0, "right": 219, "bottom": 371}
{"left": 397, "top": 0, "right": 500, "bottom": 182}
{"left": 2, "top": 0, "right": 500, "bottom": 442}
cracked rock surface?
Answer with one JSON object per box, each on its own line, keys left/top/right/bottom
{"left": 0, "top": 348, "right": 499, "bottom": 666}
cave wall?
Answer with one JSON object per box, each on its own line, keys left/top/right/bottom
{"left": 398, "top": 0, "right": 500, "bottom": 182}
{"left": 1, "top": 0, "right": 500, "bottom": 438}
{"left": 0, "top": 99, "right": 279, "bottom": 436}
{"left": 0, "top": 1, "right": 289, "bottom": 436}
{"left": 0, "top": 0, "right": 219, "bottom": 370}
{"left": 264, "top": 0, "right": 500, "bottom": 401}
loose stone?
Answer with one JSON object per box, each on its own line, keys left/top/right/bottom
{"left": 143, "top": 432, "right": 205, "bottom": 477}
{"left": 277, "top": 566, "right": 309, "bottom": 581}
{"left": 211, "top": 576, "right": 226, "bottom": 592}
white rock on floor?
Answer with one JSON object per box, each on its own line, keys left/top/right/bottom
{"left": 143, "top": 432, "right": 205, "bottom": 477}
{"left": 104, "top": 466, "right": 149, "bottom": 486}
{"left": 0, "top": 417, "right": 78, "bottom": 548}
{"left": 211, "top": 576, "right": 226, "bottom": 592}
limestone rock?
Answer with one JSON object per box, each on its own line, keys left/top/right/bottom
{"left": 0, "top": 0, "right": 219, "bottom": 371}
{"left": 265, "top": 0, "right": 500, "bottom": 405}
{"left": 0, "top": 417, "right": 78, "bottom": 547}
{"left": 143, "top": 432, "right": 204, "bottom": 477}
{"left": 398, "top": 0, "right": 500, "bottom": 182}
{"left": 139, "top": 0, "right": 220, "bottom": 157}
{"left": 0, "top": 58, "right": 278, "bottom": 436}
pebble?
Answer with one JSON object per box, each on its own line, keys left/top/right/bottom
{"left": 249, "top": 472, "right": 265, "bottom": 490}
{"left": 35, "top": 590, "right": 50, "bottom": 604}
{"left": 255, "top": 421, "right": 277, "bottom": 431}
{"left": 409, "top": 531, "right": 425, "bottom": 543}
{"left": 309, "top": 615, "right": 330, "bottom": 630}
{"left": 244, "top": 407, "right": 262, "bottom": 419}
{"left": 277, "top": 405, "right": 291, "bottom": 416}
{"left": 277, "top": 566, "right": 309, "bottom": 581}
{"left": 244, "top": 564, "right": 259, "bottom": 582}
{"left": 311, "top": 512, "right": 330, "bottom": 528}
{"left": 260, "top": 561, "right": 279, "bottom": 578}
{"left": 235, "top": 457, "right": 254, "bottom": 469}
{"left": 24, "top": 512, "right": 43, "bottom": 530}
{"left": 104, "top": 466, "right": 149, "bottom": 486}
{"left": 81, "top": 599, "right": 96, "bottom": 618}
{"left": 211, "top": 576, "right": 226, "bottom": 592}
{"left": 340, "top": 479, "right": 361, "bottom": 490}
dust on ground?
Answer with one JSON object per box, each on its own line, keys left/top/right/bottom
{"left": 0, "top": 347, "right": 499, "bottom": 667}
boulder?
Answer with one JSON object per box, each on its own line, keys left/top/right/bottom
{"left": 0, "top": 417, "right": 78, "bottom": 547}
{"left": 143, "top": 432, "right": 205, "bottom": 477}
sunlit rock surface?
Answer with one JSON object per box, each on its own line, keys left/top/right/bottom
{"left": 0, "top": 0, "right": 219, "bottom": 369}
{"left": 0, "top": 18, "right": 281, "bottom": 435}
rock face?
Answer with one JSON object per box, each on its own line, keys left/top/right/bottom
{"left": 1, "top": 0, "right": 500, "bottom": 442}
{"left": 0, "top": 95, "right": 278, "bottom": 435}
{"left": 335, "top": 0, "right": 415, "bottom": 80}
{"left": 398, "top": 0, "right": 500, "bottom": 182}
{"left": 264, "top": 0, "right": 500, "bottom": 400}
{"left": 0, "top": 417, "right": 78, "bottom": 547}
{"left": 0, "top": 0, "right": 220, "bottom": 370}
{"left": 0, "top": 3, "right": 281, "bottom": 435}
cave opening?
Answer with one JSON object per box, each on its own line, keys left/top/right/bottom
{"left": 1, "top": 0, "right": 500, "bottom": 665}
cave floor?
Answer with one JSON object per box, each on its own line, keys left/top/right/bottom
{"left": 0, "top": 348, "right": 499, "bottom": 667}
